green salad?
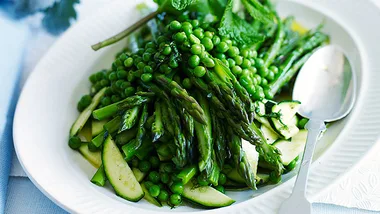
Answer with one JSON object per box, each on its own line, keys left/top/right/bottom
{"left": 68, "top": 0, "right": 329, "bottom": 208}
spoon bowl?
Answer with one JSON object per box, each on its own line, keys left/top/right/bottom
{"left": 293, "top": 45, "right": 356, "bottom": 122}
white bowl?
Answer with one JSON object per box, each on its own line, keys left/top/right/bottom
{"left": 13, "top": 0, "right": 380, "bottom": 213}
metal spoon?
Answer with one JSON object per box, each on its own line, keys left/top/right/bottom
{"left": 278, "top": 45, "right": 356, "bottom": 214}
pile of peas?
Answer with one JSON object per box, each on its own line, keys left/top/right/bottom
{"left": 78, "top": 14, "right": 282, "bottom": 112}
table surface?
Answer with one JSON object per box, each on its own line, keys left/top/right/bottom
{"left": 5, "top": 0, "right": 380, "bottom": 213}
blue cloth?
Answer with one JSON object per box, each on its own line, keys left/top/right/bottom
{"left": 0, "top": 11, "right": 28, "bottom": 213}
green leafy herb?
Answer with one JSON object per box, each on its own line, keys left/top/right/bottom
{"left": 219, "top": 0, "right": 265, "bottom": 46}
{"left": 172, "top": 0, "right": 196, "bottom": 10}
{"left": 242, "top": 0, "right": 274, "bottom": 25}
{"left": 42, "top": 0, "right": 80, "bottom": 35}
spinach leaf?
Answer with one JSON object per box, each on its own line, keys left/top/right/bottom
{"left": 242, "top": 0, "right": 274, "bottom": 25}
{"left": 219, "top": 0, "right": 264, "bottom": 46}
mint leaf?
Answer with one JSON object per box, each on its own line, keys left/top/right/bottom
{"left": 189, "top": 0, "right": 227, "bottom": 19}
{"left": 219, "top": 0, "right": 264, "bottom": 46}
{"left": 171, "top": 0, "right": 195, "bottom": 10}
{"left": 242, "top": 0, "right": 274, "bottom": 25}
{"left": 42, "top": 0, "right": 80, "bottom": 35}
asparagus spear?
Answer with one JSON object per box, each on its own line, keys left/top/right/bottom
{"left": 210, "top": 107, "right": 227, "bottom": 169}
{"left": 228, "top": 134, "right": 256, "bottom": 189}
{"left": 92, "top": 95, "right": 150, "bottom": 120}
{"left": 134, "top": 104, "right": 149, "bottom": 150}
{"left": 91, "top": 164, "right": 107, "bottom": 187}
{"left": 152, "top": 101, "right": 165, "bottom": 142}
{"left": 194, "top": 92, "right": 213, "bottom": 173}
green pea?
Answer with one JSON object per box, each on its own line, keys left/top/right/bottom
{"left": 221, "top": 59, "right": 229, "bottom": 67}
{"left": 111, "top": 95, "right": 121, "bottom": 103}
{"left": 202, "top": 37, "right": 213, "bottom": 51}
{"left": 191, "top": 19, "right": 200, "bottom": 27}
{"left": 77, "top": 95, "right": 92, "bottom": 111}
{"left": 170, "top": 182, "right": 184, "bottom": 195}
{"left": 188, "top": 55, "right": 201, "bottom": 68}
{"left": 100, "top": 79, "right": 110, "bottom": 87}
{"left": 215, "top": 53, "right": 226, "bottom": 60}
{"left": 218, "top": 173, "right": 227, "bottom": 185}
{"left": 144, "top": 65, "right": 153, "bottom": 73}
{"left": 89, "top": 73, "right": 97, "bottom": 84}
{"left": 160, "top": 64, "right": 172, "bottom": 74}
{"left": 134, "top": 57, "right": 143, "bottom": 67}
{"left": 204, "top": 31, "right": 213, "bottom": 38}
{"left": 170, "top": 20, "right": 182, "bottom": 31}
{"left": 254, "top": 86, "right": 265, "bottom": 99}
{"left": 108, "top": 72, "right": 117, "bottom": 81}
{"left": 241, "top": 58, "right": 252, "bottom": 69}
{"left": 146, "top": 47, "right": 156, "bottom": 54}
{"left": 117, "top": 70, "right": 127, "bottom": 79}
{"left": 227, "top": 46, "right": 240, "bottom": 57}
{"left": 255, "top": 58, "right": 264, "bottom": 67}
{"left": 239, "top": 75, "right": 251, "bottom": 88}
{"left": 93, "top": 82, "right": 103, "bottom": 92}
{"left": 259, "top": 67, "right": 269, "bottom": 77}
{"left": 124, "top": 87, "right": 135, "bottom": 97}
{"left": 137, "top": 62, "right": 145, "bottom": 71}
{"left": 247, "top": 85, "right": 256, "bottom": 95}
{"left": 145, "top": 41, "right": 156, "bottom": 49}
{"left": 191, "top": 44, "right": 202, "bottom": 55}
{"left": 252, "top": 77, "right": 258, "bottom": 86}
{"left": 174, "top": 32, "right": 187, "bottom": 43}
{"left": 182, "top": 21, "right": 192, "bottom": 30}
{"left": 215, "top": 186, "right": 225, "bottom": 194}
{"left": 227, "top": 58, "right": 236, "bottom": 68}
{"left": 169, "top": 59, "right": 179, "bottom": 68}
{"left": 142, "top": 52, "right": 151, "bottom": 62}
{"left": 127, "top": 72, "right": 135, "bottom": 82}
{"left": 149, "top": 185, "right": 160, "bottom": 197}
{"left": 178, "top": 14, "right": 189, "bottom": 22}
{"left": 197, "top": 174, "right": 209, "bottom": 186}
{"left": 170, "top": 194, "right": 182, "bottom": 206}
{"left": 189, "top": 34, "right": 200, "bottom": 44}
{"left": 162, "top": 46, "right": 172, "bottom": 55}
{"left": 101, "top": 96, "right": 111, "bottom": 106}
{"left": 182, "top": 78, "right": 192, "bottom": 89}
{"left": 261, "top": 78, "right": 268, "bottom": 86}
{"left": 157, "top": 35, "right": 168, "bottom": 44}
{"left": 158, "top": 190, "right": 169, "bottom": 202}
{"left": 149, "top": 156, "right": 160, "bottom": 168}
{"left": 267, "top": 71, "right": 275, "bottom": 81}
{"left": 202, "top": 57, "right": 215, "bottom": 68}
{"left": 232, "top": 65, "right": 243, "bottom": 76}
{"left": 193, "top": 28, "right": 204, "bottom": 39}
{"left": 141, "top": 73, "right": 153, "bottom": 82}
{"left": 160, "top": 172, "right": 170, "bottom": 184}
{"left": 212, "top": 36, "right": 221, "bottom": 46}
{"left": 270, "top": 65, "right": 279, "bottom": 74}
{"left": 193, "top": 66, "right": 206, "bottom": 77}
{"left": 121, "top": 81, "right": 131, "bottom": 89}
{"left": 114, "top": 59, "right": 123, "bottom": 67}
{"left": 234, "top": 56, "right": 243, "bottom": 65}
{"left": 148, "top": 171, "right": 160, "bottom": 184}
{"left": 241, "top": 48, "right": 250, "bottom": 58}
{"left": 144, "top": 181, "right": 154, "bottom": 190}
{"left": 216, "top": 42, "right": 229, "bottom": 53}
{"left": 200, "top": 22, "right": 209, "bottom": 29}
{"left": 254, "top": 74, "right": 262, "bottom": 85}
{"left": 298, "top": 118, "right": 309, "bottom": 129}
{"left": 249, "top": 66, "right": 257, "bottom": 74}
{"left": 139, "top": 160, "right": 151, "bottom": 172}
{"left": 124, "top": 58, "right": 133, "bottom": 67}
{"left": 68, "top": 136, "right": 81, "bottom": 150}
{"left": 183, "top": 26, "right": 193, "bottom": 36}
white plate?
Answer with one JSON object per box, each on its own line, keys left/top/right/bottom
{"left": 13, "top": 0, "right": 380, "bottom": 213}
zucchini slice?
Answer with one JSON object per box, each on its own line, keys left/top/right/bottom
{"left": 269, "top": 101, "right": 301, "bottom": 139}
{"left": 274, "top": 130, "right": 308, "bottom": 165}
{"left": 92, "top": 119, "right": 108, "bottom": 137}
{"left": 78, "top": 143, "right": 102, "bottom": 168}
{"left": 70, "top": 87, "right": 106, "bottom": 137}
{"left": 260, "top": 125, "right": 279, "bottom": 144}
{"left": 102, "top": 136, "right": 144, "bottom": 202}
{"left": 182, "top": 181, "right": 235, "bottom": 208}
{"left": 256, "top": 173, "right": 270, "bottom": 185}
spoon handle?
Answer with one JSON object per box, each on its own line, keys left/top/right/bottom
{"left": 291, "top": 120, "right": 326, "bottom": 199}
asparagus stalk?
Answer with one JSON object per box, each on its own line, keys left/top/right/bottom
{"left": 152, "top": 101, "right": 165, "bottom": 142}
